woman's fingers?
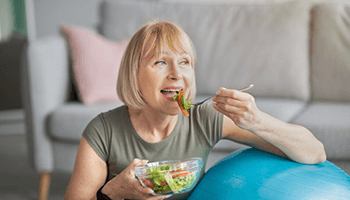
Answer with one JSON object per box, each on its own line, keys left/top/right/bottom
{"left": 121, "top": 158, "right": 157, "bottom": 199}
{"left": 213, "top": 102, "right": 241, "bottom": 115}
{"left": 217, "top": 87, "right": 251, "bottom": 100}
{"left": 125, "top": 179, "right": 155, "bottom": 199}
{"left": 214, "top": 87, "right": 255, "bottom": 108}
{"left": 128, "top": 158, "right": 148, "bottom": 177}
{"left": 213, "top": 102, "right": 247, "bottom": 122}
{"left": 213, "top": 88, "right": 254, "bottom": 109}
{"left": 212, "top": 102, "right": 230, "bottom": 116}
{"left": 212, "top": 87, "right": 259, "bottom": 130}
{"left": 130, "top": 158, "right": 149, "bottom": 169}
{"left": 107, "top": 158, "right": 167, "bottom": 200}
{"left": 145, "top": 194, "right": 172, "bottom": 200}
{"left": 212, "top": 95, "right": 253, "bottom": 115}
{"left": 139, "top": 183, "right": 156, "bottom": 195}
{"left": 131, "top": 159, "right": 157, "bottom": 197}
{"left": 212, "top": 95, "right": 246, "bottom": 109}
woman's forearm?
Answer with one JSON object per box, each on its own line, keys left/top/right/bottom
{"left": 253, "top": 111, "right": 327, "bottom": 164}
{"left": 212, "top": 87, "right": 326, "bottom": 164}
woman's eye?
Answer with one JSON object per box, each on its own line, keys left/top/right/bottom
{"left": 155, "top": 61, "right": 166, "bottom": 66}
{"left": 180, "top": 60, "right": 190, "bottom": 66}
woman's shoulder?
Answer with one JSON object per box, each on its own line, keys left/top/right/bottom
{"left": 100, "top": 105, "right": 127, "bottom": 119}
{"left": 87, "top": 105, "right": 127, "bottom": 128}
{"left": 82, "top": 105, "right": 128, "bottom": 162}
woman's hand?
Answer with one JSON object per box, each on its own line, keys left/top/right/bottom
{"left": 102, "top": 158, "right": 172, "bottom": 200}
{"left": 212, "top": 87, "right": 262, "bottom": 132}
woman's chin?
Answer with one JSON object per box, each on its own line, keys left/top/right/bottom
{"left": 164, "top": 108, "right": 181, "bottom": 116}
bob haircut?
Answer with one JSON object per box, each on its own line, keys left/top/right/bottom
{"left": 117, "top": 21, "right": 197, "bottom": 109}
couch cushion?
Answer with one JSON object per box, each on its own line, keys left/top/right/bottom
{"left": 60, "top": 25, "right": 128, "bottom": 104}
{"left": 255, "top": 97, "right": 307, "bottom": 122}
{"left": 310, "top": 3, "right": 350, "bottom": 102}
{"left": 48, "top": 102, "right": 123, "bottom": 141}
{"left": 100, "top": 0, "right": 311, "bottom": 101}
{"left": 291, "top": 102, "right": 350, "bottom": 159}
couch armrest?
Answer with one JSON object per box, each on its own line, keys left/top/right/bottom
{"left": 21, "top": 35, "right": 70, "bottom": 172}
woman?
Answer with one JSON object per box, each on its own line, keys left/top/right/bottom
{"left": 64, "top": 21, "right": 326, "bottom": 200}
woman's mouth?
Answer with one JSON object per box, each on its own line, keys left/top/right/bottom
{"left": 160, "top": 89, "right": 182, "bottom": 100}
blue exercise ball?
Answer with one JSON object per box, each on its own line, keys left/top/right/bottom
{"left": 189, "top": 148, "right": 350, "bottom": 200}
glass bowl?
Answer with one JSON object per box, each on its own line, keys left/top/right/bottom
{"left": 135, "top": 157, "right": 203, "bottom": 195}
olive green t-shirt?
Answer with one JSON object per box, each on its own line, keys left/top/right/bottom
{"left": 83, "top": 103, "right": 223, "bottom": 199}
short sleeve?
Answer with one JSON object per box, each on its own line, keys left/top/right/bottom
{"left": 82, "top": 114, "right": 110, "bottom": 162}
{"left": 191, "top": 103, "right": 224, "bottom": 147}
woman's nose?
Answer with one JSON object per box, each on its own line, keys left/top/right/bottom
{"left": 168, "top": 63, "right": 183, "bottom": 80}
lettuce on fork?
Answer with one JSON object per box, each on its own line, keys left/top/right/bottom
{"left": 174, "top": 91, "right": 194, "bottom": 117}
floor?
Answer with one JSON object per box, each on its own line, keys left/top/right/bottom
{"left": 0, "top": 134, "right": 70, "bottom": 200}
{"left": 1, "top": 133, "right": 349, "bottom": 200}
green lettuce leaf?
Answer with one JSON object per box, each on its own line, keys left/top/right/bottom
{"left": 181, "top": 95, "right": 194, "bottom": 110}
{"left": 145, "top": 164, "right": 196, "bottom": 194}
{"left": 163, "top": 173, "right": 196, "bottom": 194}
{"left": 173, "top": 92, "right": 194, "bottom": 110}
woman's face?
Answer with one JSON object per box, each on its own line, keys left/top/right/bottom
{"left": 138, "top": 45, "right": 195, "bottom": 116}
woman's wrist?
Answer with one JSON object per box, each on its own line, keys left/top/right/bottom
{"left": 100, "top": 183, "right": 124, "bottom": 200}
{"left": 97, "top": 186, "right": 111, "bottom": 200}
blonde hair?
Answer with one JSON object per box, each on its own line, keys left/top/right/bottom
{"left": 117, "top": 21, "right": 196, "bottom": 109}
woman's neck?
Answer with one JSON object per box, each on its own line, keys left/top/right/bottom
{"left": 127, "top": 107, "right": 178, "bottom": 143}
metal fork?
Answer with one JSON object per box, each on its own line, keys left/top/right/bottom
{"left": 192, "top": 84, "right": 254, "bottom": 106}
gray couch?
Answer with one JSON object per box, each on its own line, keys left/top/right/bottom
{"left": 22, "top": 0, "right": 350, "bottom": 199}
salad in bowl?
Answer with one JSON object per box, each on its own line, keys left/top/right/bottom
{"left": 135, "top": 157, "right": 203, "bottom": 195}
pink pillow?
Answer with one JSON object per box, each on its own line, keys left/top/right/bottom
{"left": 60, "top": 25, "right": 128, "bottom": 104}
